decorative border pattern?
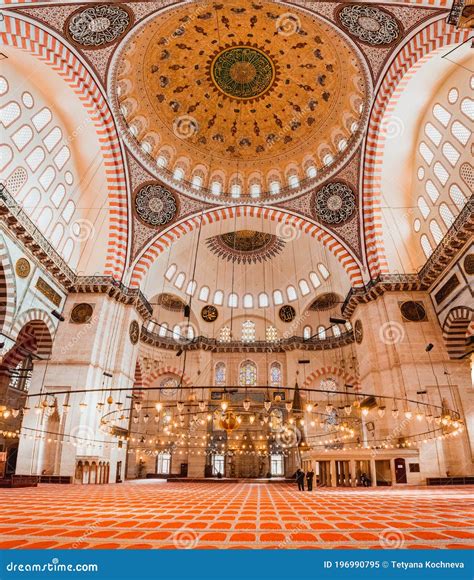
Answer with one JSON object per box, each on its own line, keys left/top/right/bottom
{"left": 0, "top": 238, "right": 16, "bottom": 336}
{"left": 130, "top": 206, "right": 364, "bottom": 288}
{"left": 362, "top": 19, "right": 468, "bottom": 279}
{"left": 0, "top": 14, "right": 129, "bottom": 280}
{"left": 303, "top": 365, "right": 361, "bottom": 391}
{"left": 143, "top": 366, "right": 193, "bottom": 388}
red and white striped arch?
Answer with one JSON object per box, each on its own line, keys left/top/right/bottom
{"left": 0, "top": 239, "right": 16, "bottom": 337}
{"left": 144, "top": 366, "right": 193, "bottom": 388}
{"left": 0, "top": 13, "right": 129, "bottom": 279}
{"left": 303, "top": 365, "right": 361, "bottom": 391}
{"left": 129, "top": 206, "right": 364, "bottom": 288}
{"left": 362, "top": 19, "right": 469, "bottom": 278}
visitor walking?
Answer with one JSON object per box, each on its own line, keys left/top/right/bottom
{"left": 306, "top": 468, "right": 315, "bottom": 491}
{"left": 295, "top": 468, "right": 305, "bottom": 491}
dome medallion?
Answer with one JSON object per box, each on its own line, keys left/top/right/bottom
{"left": 109, "top": 0, "right": 371, "bottom": 204}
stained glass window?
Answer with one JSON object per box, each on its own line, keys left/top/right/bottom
{"left": 239, "top": 360, "right": 257, "bottom": 386}
{"left": 215, "top": 362, "right": 226, "bottom": 386}
{"left": 270, "top": 362, "right": 282, "bottom": 387}
{"left": 242, "top": 320, "right": 256, "bottom": 343}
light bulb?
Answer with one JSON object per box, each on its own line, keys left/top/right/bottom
{"left": 243, "top": 398, "right": 251, "bottom": 411}
{"left": 3, "top": 410, "right": 10, "bottom": 419}
{"left": 404, "top": 411, "right": 413, "bottom": 420}
{"left": 177, "top": 401, "right": 184, "bottom": 412}
{"left": 143, "top": 414, "right": 150, "bottom": 423}
{"left": 361, "top": 407, "right": 369, "bottom": 417}
{"left": 392, "top": 408, "right": 399, "bottom": 418}
{"left": 344, "top": 405, "right": 352, "bottom": 416}
{"left": 264, "top": 400, "right": 271, "bottom": 412}
{"left": 79, "top": 402, "right": 87, "bottom": 412}
{"left": 249, "top": 415, "right": 256, "bottom": 424}
{"left": 305, "top": 403, "right": 313, "bottom": 413}
{"left": 221, "top": 401, "right": 228, "bottom": 412}
{"left": 198, "top": 401, "right": 206, "bottom": 412}
{"left": 155, "top": 402, "right": 163, "bottom": 412}
{"left": 285, "top": 402, "right": 292, "bottom": 412}
{"left": 416, "top": 412, "right": 423, "bottom": 421}
{"left": 134, "top": 401, "right": 142, "bottom": 412}
{"left": 207, "top": 414, "right": 212, "bottom": 421}
{"left": 377, "top": 406, "right": 386, "bottom": 418}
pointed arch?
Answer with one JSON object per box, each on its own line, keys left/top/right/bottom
{"left": 442, "top": 306, "right": 474, "bottom": 359}
{"left": 0, "top": 13, "right": 128, "bottom": 279}
{"left": 362, "top": 19, "right": 469, "bottom": 278}
{"left": 143, "top": 366, "right": 193, "bottom": 388}
{"left": 129, "top": 205, "right": 364, "bottom": 288}
{"left": 303, "top": 365, "right": 360, "bottom": 391}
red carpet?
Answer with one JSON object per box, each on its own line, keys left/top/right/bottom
{"left": 0, "top": 481, "right": 473, "bottom": 550}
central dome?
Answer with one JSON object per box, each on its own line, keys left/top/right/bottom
{"left": 110, "top": 0, "right": 370, "bottom": 203}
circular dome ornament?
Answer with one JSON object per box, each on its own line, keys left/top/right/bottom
{"left": 208, "top": 45, "right": 278, "bottom": 102}
{"left": 201, "top": 305, "right": 218, "bottom": 323}
{"left": 134, "top": 184, "right": 177, "bottom": 228}
{"left": 70, "top": 303, "right": 94, "bottom": 324}
{"left": 279, "top": 305, "right": 296, "bottom": 323}
{"left": 315, "top": 182, "right": 356, "bottom": 225}
{"left": 66, "top": 4, "right": 132, "bottom": 48}
{"left": 337, "top": 5, "right": 400, "bottom": 46}
{"left": 15, "top": 258, "right": 31, "bottom": 279}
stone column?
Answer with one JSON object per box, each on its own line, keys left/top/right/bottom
{"left": 329, "top": 459, "right": 337, "bottom": 487}
{"left": 350, "top": 459, "right": 356, "bottom": 487}
{"left": 390, "top": 458, "right": 397, "bottom": 486}
{"left": 370, "top": 458, "right": 377, "bottom": 487}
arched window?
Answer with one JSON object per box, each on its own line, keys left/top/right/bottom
{"left": 417, "top": 196, "right": 430, "bottom": 219}
{"left": 243, "top": 294, "right": 254, "bottom": 308}
{"left": 421, "top": 234, "right": 433, "bottom": 258}
{"left": 158, "top": 322, "right": 168, "bottom": 337}
{"left": 173, "top": 167, "right": 185, "bottom": 181}
{"left": 174, "top": 272, "right": 185, "bottom": 289}
{"left": 298, "top": 279, "right": 310, "bottom": 296}
{"left": 239, "top": 360, "right": 257, "bottom": 386}
{"left": 425, "top": 180, "right": 439, "bottom": 203}
{"left": 266, "top": 326, "right": 278, "bottom": 342}
{"left": 258, "top": 292, "right": 269, "bottom": 308}
{"left": 449, "top": 184, "right": 467, "bottom": 211}
{"left": 185, "top": 280, "right": 197, "bottom": 296}
{"left": 215, "top": 362, "right": 226, "bottom": 386}
{"left": 439, "top": 203, "right": 455, "bottom": 228}
{"left": 219, "top": 326, "right": 231, "bottom": 343}
{"left": 429, "top": 220, "right": 443, "bottom": 245}
{"left": 286, "top": 285, "right": 297, "bottom": 301}
{"left": 273, "top": 290, "right": 283, "bottom": 305}
{"left": 306, "top": 165, "right": 317, "bottom": 178}
{"left": 332, "top": 325, "right": 341, "bottom": 338}
{"left": 191, "top": 175, "right": 202, "bottom": 189}
{"left": 250, "top": 183, "right": 261, "bottom": 198}
{"left": 460, "top": 98, "right": 473, "bottom": 121}
{"left": 318, "top": 264, "right": 330, "bottom": 279}
{"left": 172, "top": 325, "right": 181, "bottom": 340}
{"left": 270, "top": 181, "right": 280, "bottom": 195}
{"left": 242, "top": 320, "right": 256, "bottom": 343}
{"left": 211, "top": 181, "right": 221, "bottom": 195}
{"left": 433, "top": 161, "right": 449, "bottom": 185}
{"left": 228, "top": 293, "right": 238, "bottom": 308}
{"left": 442, "top": 142, "right": 460, "bottom": 167}
{"left": 288, "top": 175, "right": 299, "bottom": 189}
{"left": 213, "top": 290, "right": 224, "bottom": 306}
{"left": 37, "top": 207, "right": 53, "bottom": 233}
{"left": 433, "top": 103, "right": 451, "bottom": 127}
{"left": 309, "top": 272, "right": 321, "bottom": 289}
{"left": 269, "top": 362, "right": 282, "bottom": 387}
{"left": 231, "top": 184, "right": 241, "bottom": 198}
{"left": 157, "top": 452, "right": 171, "bottom": 474}
{"left": 165, "top": 264, "right": 178, "bottom": 280}
{"left": 451, "top": 121, "right": 470, "bottom": 145}
{"left": 419, "top": 142, "right": 434, "bottom": 165}
{"left": 198, "top": 286, "right": 209, "bottom": 302}
{"left": 317, "top": 326, "right": 326, "bottom": 340}
{"left": 303, "top": 325, "right": 312, "bottom": 339}
{"left": 425, "top": 122, "right": 442, "bottom": 146}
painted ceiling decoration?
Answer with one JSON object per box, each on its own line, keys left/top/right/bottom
{"left": 205, "top": 230, "right": 286, "bottom": 264}
{"left": 336, "top": 4, "right": 401, "bottom": 46}
{"left": 65, "top": 4, "right": 133, "bottom": 48}
{"left": 134, "top": 183, "right": 178, "bottom": 228}
{"left": 109, "top": 0, "right": 371, "bottom": 203}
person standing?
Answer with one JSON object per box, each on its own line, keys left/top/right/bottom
{"left": 295, "top": 468, "right": 305, "bottom": 491}
{"left": 306, "top": 468, "right": 315, "bottom": 491}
